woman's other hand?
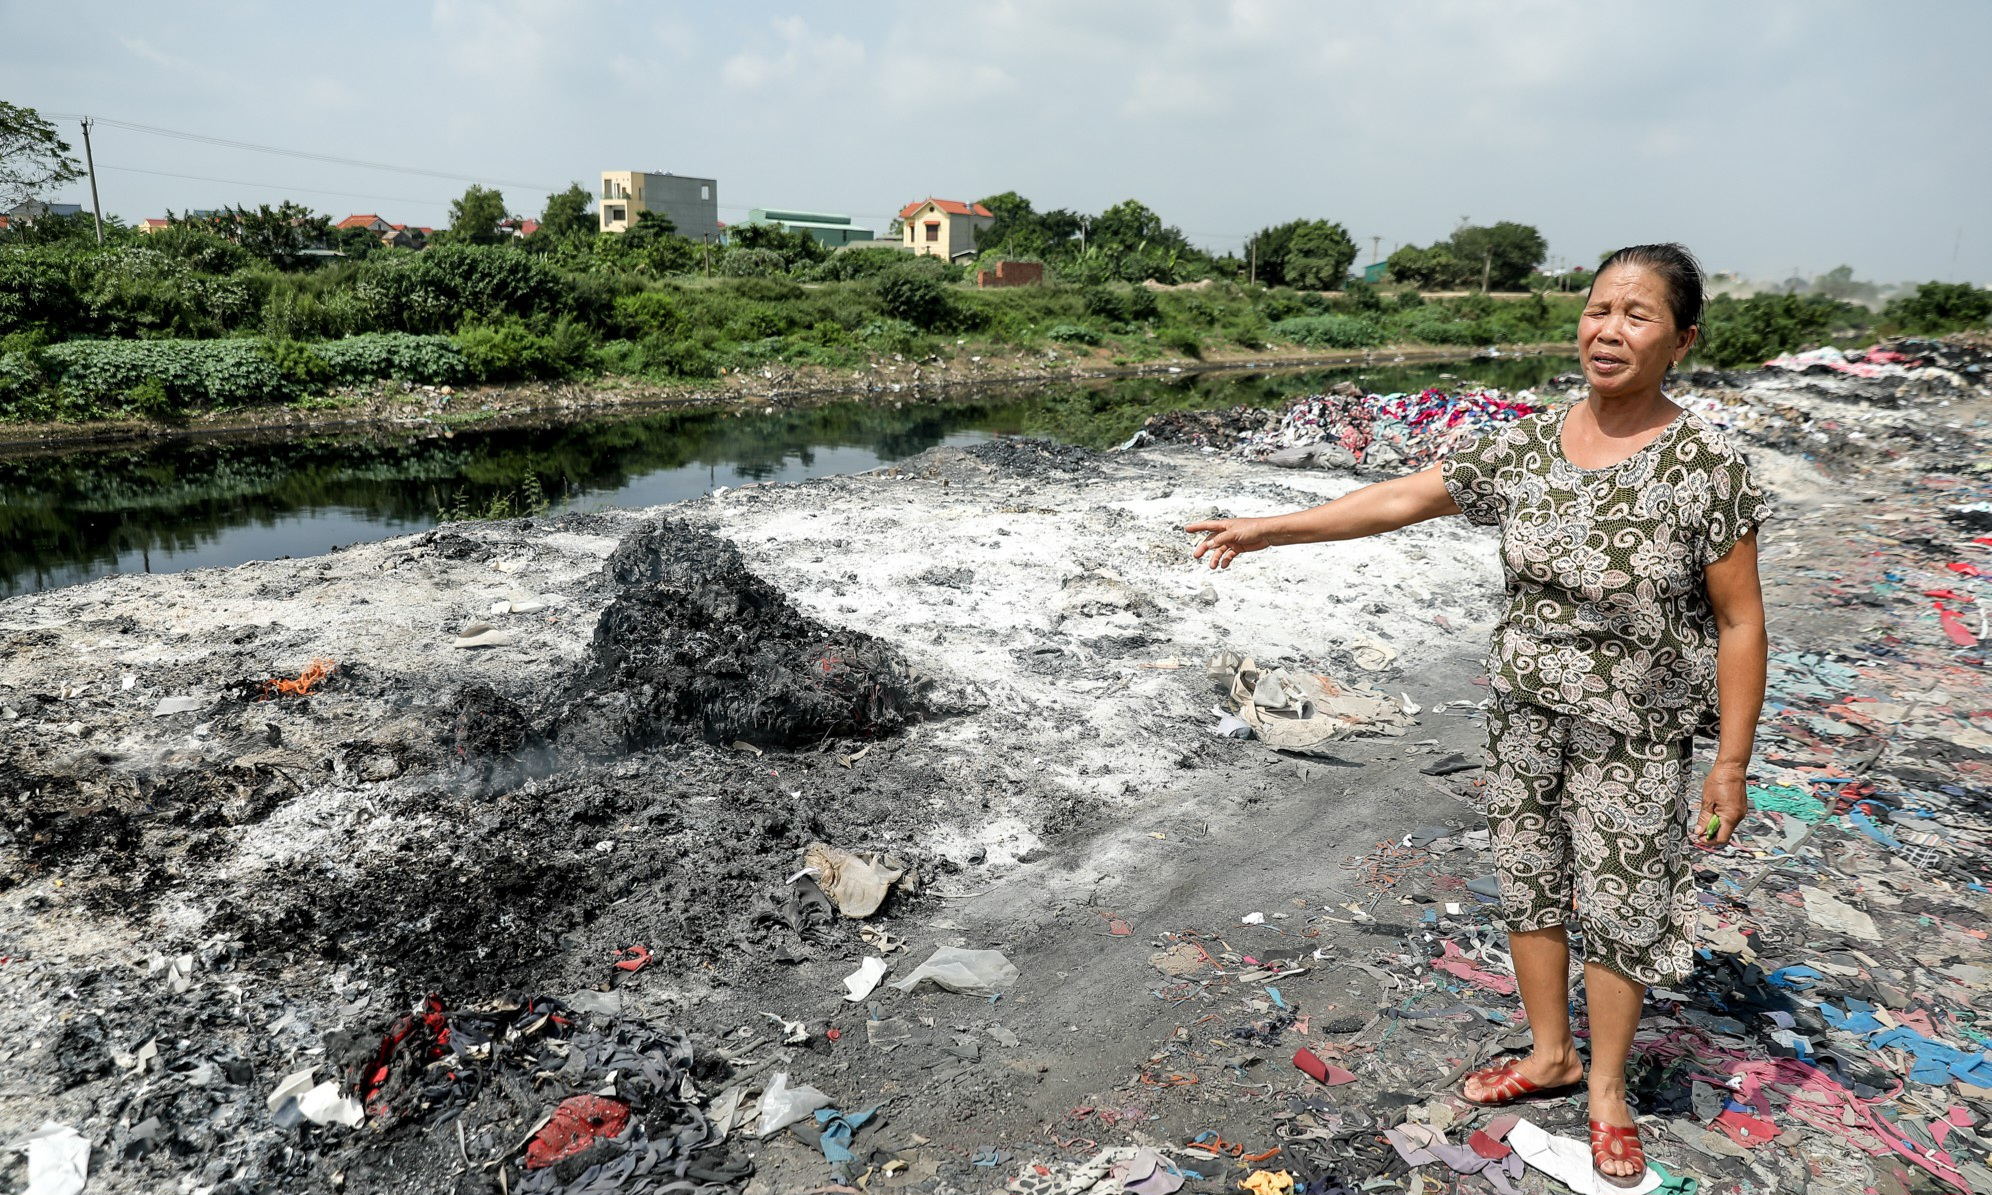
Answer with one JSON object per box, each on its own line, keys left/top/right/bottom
{"left": 1185, "top": 518, "right": 1272, "bottom": 569}
{"left": 1696, "top": 763, "right": 1748, "bottom": 849}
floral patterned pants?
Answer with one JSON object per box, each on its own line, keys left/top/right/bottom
{"left": 1484, "top": 694, "right": 1697, "bottom": 986}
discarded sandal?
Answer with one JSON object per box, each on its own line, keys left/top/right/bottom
{"left": 1589, "top": 1120, "right": 1646, "bottom": 1189}
{"left": 1458, "top": 1060, "right": 1581, "bottom": 1107}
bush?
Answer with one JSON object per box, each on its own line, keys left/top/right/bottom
{"left": 875, "top": 268, "right": 951, "bottom": 330}
{"left": 1882, "top": 282, "right": 1992, "bottom": 335}
{"left": 810, "top": 247, "right": 934, "bottom": 283}
{"left": 611, "top": 290, "right": 684, "bottom": 337}
{"left": 0, "top": 247, "right": 86, "bottom": 334}
{"left": 726, "top": 275, "right": 804, "bottom": 303}
{"left": 854, "top": 318, "right": 919, "bottom": 354}
{"left": 1046, "top": 323, "right": 1102, "bottom": 345}
{"left": 1156, "top": 328, "right": 1203, "bottom": 359}
{"left": 1083, "top": 285, "right": 1160, "bottom": 324}
{"left": 262, "top": 339, "right": 333, "bottom": 388}
{"left": 631, "top": 331, "right": 719, "bottom": 378}
{"left": 315, "top": 333, "right": 465, "bottom": 385}
{"left": 348, "top": 243, "right": 575, "bottom": 333}
{"left": 719, "top": 247, "right": 787, "bottom": 278}
{"left": 1271, "top": 314, "right": 1384, "bottom": 349}
{"left": 39, "top": 339, "right": 292, "bottom": 415}
{"left": 1696, "top": 294, "right": 1863, "bottom": 367}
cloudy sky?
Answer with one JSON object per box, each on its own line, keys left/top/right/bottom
{"left": 7, "top": 0, "right": 1988, "bottom": 282}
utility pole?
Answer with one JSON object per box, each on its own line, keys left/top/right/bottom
{"left": 79, "top": 116, "right": 104, "bottom": 245}
{"left": 1481, "top": 250, "right": 1492, "bottom": 294}
{"left": 1370, "top": 235, "right": 1381, "bottom": 266}
{"left": 1249, "top": 237, "right": 1256, "bottom": 286}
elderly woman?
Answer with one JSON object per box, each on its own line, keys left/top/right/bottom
{"left": 1187, "top": 244, "right": 1767, "bottom": 1187}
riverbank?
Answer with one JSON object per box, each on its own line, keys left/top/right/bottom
{"left": 3, "top": 348, "right": 1990, "bottom": 1195}
{"left": 0, "top": 340, "right": 1568, "bottom": 455}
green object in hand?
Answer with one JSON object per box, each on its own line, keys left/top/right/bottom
{"left": 1704, "top": 813, "right": 1722, "bottom": 841}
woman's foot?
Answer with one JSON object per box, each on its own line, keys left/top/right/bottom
{"left": 1588, "top": 1086, "right": 1645, "bottom": 1185}
{"left": 1459, "top": 1049, "right": 1583, "bottom": 1105}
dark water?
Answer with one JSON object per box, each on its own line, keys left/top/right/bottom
{"left": 1, "top": 355, "right": 1574, "bottom": 596}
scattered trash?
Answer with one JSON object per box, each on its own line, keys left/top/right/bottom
{"left": 524, "top": 1095, "right": 631, "bottom": 1170}
{"left": 842, "top": 956, "right": 890, "bottom": 1002}
{"left": 152, "top": 695, "right": 206, "bottom": 717}
{"left": 889, "top": 946, "right": 1019, "bottom": 996}
{"left": 450, "top": 622, "right": 514, "bottom": 649}
{"left": 813, "top": 1104, "right": 880, "bottom": 1164}
{"left": 1209, "top": 653, "right": 1417, "bottom": 755}
{"left": 759, "top": 1073, "right": 832, "bottom": 1138}
{"left": 802, "top": 843, "right": 905, "bottom": 918}
{"left": 612, "top": 943, "right": 652, "bottom": 972}
{"left": 1508, "top": 1118, "right": 1659, "bottom": 1195}
{"left": 3, "top": 1122, "right": 91, "bottom": 1195}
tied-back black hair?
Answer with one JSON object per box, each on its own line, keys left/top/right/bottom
{"left": 1593, "top": 243, "right": 1706, "bottom": 333}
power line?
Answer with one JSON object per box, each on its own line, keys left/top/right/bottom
{"left": 43, "top": 111, "right": 566, "bottom": 193}
{"left": 99, "top": 164, "right": 449, "bottom": 209}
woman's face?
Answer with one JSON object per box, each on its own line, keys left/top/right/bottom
{"left": 1579, "top": 263, "right": 1698, "bottom": 399}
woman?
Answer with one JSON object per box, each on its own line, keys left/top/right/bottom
{"left": 1187, "top": 244, "right": 1768, "bottom": 1187}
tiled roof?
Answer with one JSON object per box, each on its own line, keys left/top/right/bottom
{"left": 336, "top": 213, "right": 386, "bottom": 229}
{"left": 898, "top": 198, "right": 993, "bottom": 220}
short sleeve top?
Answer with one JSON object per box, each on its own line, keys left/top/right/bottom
{"left": 1439, "top": 402, "right": 1770, "bottom": 744}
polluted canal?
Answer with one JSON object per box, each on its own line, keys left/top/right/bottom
{"left": 3, "top": 340, "right": 1992, "bottom": 1195}
{"left": 0, "top": 356, "right": 1572, "bottom": 597}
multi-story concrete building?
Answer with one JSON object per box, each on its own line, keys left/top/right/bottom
{"left": 898, "top": 198, "right": 993, "bottom": 261}
{"left": 600, "top": 171, "right": 720, "bottom": 241}
{"left": 740, "top": 208, "right": 875, "bottom": 248}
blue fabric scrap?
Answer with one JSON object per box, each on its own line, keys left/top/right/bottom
{"left": 814, "top": 1104, "right": 880, "bottom": 1165}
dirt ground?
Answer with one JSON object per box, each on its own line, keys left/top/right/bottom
{"left": 3, "top": 347, "right": 1990, "bottom": 1195}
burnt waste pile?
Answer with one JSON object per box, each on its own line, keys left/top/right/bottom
{"left": 1, "top": 517, "right": 941, "bottom": 1195}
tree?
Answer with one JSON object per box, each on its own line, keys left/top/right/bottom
{"left": 972, "top": 190, "right": 1084, "bottom": 262}
{"left": 538, "top": 183, "right": 595, "bottom": 241}
{"left": 730, "top": 220, "right": 830, "bottom": 269}
{"left": 1248, "top": 219, "right": 1357, "bottom": 289}
{"left": 184, "top": 202, "right": 332, "bottom": 270}
{"left": 0, "top": 101, "right": 83, "bottom": 209}
{"left": 1882, "top": 281, "right": 1992, "bottom": 335}
{"left": 447, "top": 184, "right": 508, "bottom": 245}
{"left": 1385, "top": 243, "right": 1463, "bottom": 290}
{"left": 1446, "top": 221, "right": 1546, "bottom": 291}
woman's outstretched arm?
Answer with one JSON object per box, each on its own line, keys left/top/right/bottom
{"left": 1185, "top": 465, "right": 1461, "bottom": 569}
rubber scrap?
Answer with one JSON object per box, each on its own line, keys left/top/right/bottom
{"left": 1292, "top": 1048, "right": 1357, "bottom": 1086}
{"left": 1432, "top": 940, "right": 1518, "bottom": 994}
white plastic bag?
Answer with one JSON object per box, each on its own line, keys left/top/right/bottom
{"left": 888, "top": 946, "right": 1018, "bottom": 996}
{"left": 757, "top": 1072, "right": 831, "bottom": 1138}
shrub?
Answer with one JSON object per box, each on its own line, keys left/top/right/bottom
{"left": 261, "top": 339, "right": 333, "bottom": 388}
{"left": 1696, "top": 294, "right": 1863, "bottom": 367}
{"left": 40, "top": 339, "right": 292, "bottom": 415}
{"left": 631, "top": 331, "right": 719, "bottom": 378}
{"left": 719, "top": 247, "right": 787, "bottom": 278}
{"left": 315, "top": 333, "right": 466, "bottom": 385}
{"left": 1395, "top": 290, "right": 1426, "bottom": 311}
{"left": 1156, "top": 328, "right": 1203, "bottom": 359}
{"left": 1083, "top": 285, "right": 1160, "bottom": 324}
{"left": 0, "top": 247, "right": 86, "bottom": 335}
{"left": 1882, "top": 282, "right": 1992, "bottom": 335}
{"left": 348, "top": 243, "right": 575, "bottom": 333}
{"left": 726, "top": 275, "right": 804, "bottom": 303}
{"left": 811, "top": 247, "right": 934, "bottom": 283}
{"left": 452, "top": 317, "right": 594, "bottom": 382}
{"left": 875, "top": 268, "right": 951, "bottom": 330}
{"left": 1046, "top": 323, "right": 1102, "bottom": 345}
{"left": 855, "top": 318, "right": 919, "bottom": 353}
{"left": 1271, "top": 315, "right": 1384, "bottom": 349}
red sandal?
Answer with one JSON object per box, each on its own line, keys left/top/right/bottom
{"left": 1458, "top": 1060, "right": 1582, "bottom": 1107}
{"left": 1590, "top": 1120, "right": 1647, "bottom": 1189}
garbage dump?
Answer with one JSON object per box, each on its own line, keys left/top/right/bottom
{"left": 2, "top": 335, "right": 1989, "bottom": 1195}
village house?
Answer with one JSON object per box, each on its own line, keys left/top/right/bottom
{"left": 899, "top": 198, "right": 993, "bottom": 261}
{"left": 599, "top": 171, "right": 720, "bottom": 242}
{"left": 335, "top": 214, "right": 394, "bottom": 235}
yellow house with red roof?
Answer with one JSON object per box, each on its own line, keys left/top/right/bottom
{"left": 899, "top": 198, "right": 993, "bottom": 261}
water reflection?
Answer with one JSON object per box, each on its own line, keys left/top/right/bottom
{"left": 1, "top": 356, "right": 1573, "bottom": 596}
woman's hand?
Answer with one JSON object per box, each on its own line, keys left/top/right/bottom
{"left": 1185, "top": 518, "right": 1273, "bottom": 569}
{"left": 1696, "top": 762, "right": 1749, "bottom": 849}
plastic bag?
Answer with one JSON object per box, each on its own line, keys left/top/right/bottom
{"left": 757, "top": 1072, "right": 831, "bottom": 1138}
{"left": 802, "top": 843, "right": 904, "bottom": 918}
{"left": 888, "top": 946, "right": 1018, "bottom": 996}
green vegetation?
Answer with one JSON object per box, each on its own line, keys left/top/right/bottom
{"left": 1387, "top": 222, "right": 1549, "bottom": 291}
{"left": 0, "top": 165, "right": 1982, "bottom": 421}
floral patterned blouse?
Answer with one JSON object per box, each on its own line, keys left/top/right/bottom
{"left": 1440, "top": 402, "right": 1770, "bottom": 744}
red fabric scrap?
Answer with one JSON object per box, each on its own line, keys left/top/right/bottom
{"left": 1469, "top": 1129, "right": 1512, "bottom": 1160}
{"left": 1712, "top": 1105, "right": 1780, "bottom": 1150}
{"left": 613, "top": 944, "right": 651, "bottom": 972}
{"left": 525, "top": 1096, "right": 631, "bottom": 1170}
{"left": 1945, "top": 562, "right": 1983, "bottom": 577}
{"left": 1432, "top": 940, "right": 1518, "bottom": 994}
{"left": 1935, "top": 604, "right": 1978, "bottom": 647}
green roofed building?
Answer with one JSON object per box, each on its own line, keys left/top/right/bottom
{"left": 741, "top": 208, "right": 876, "bottom": 248}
